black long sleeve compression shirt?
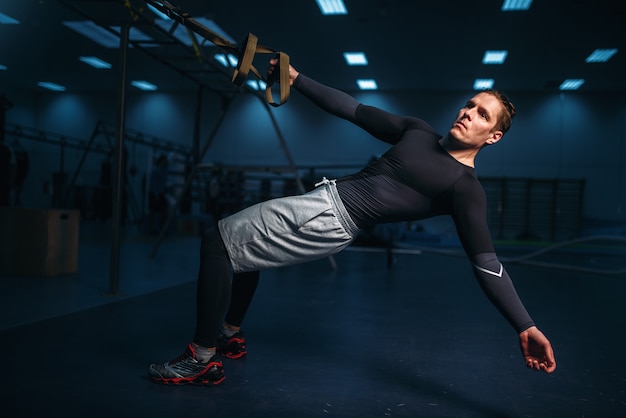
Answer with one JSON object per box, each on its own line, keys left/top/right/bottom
{"left": 293, "top": 74, "right": 535, "bottom": 333}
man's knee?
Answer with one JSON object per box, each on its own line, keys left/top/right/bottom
{"left": 201, "top": 227, "right": 228, "bottom": 258}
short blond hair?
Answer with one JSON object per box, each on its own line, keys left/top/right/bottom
{"left": 484, "top": 89, "right": 516, "bottom": 134}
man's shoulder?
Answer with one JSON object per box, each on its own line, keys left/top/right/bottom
{"left": 406, "top": 117, "right": 439, "bottom": 135}
{"left": 452, "top": 170, "right": 486, "bottom": 199}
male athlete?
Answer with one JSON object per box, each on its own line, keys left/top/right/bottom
{"left": 148, "top": 59, "right": 557, "bottom": 385}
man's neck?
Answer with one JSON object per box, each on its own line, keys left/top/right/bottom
{"left": 439, "top": 135, "right": 479, "bottom": 168}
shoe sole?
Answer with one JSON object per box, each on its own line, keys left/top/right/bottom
{"left": 151, "top": 373, "right": 225, "bottom": 386}
{"left": 150, "top": 362, "right": 225, "bottom": 386}
{"left": 221, "top": 350, "right": 247, "bottom": 359}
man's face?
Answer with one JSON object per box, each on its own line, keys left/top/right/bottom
{"left": 449, "top": 92, "right": 504, "bottom": 147}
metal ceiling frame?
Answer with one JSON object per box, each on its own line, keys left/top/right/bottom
{"left": 55, "top": 0, "right": 320, "bottom": 294}
{"left": 57, "top": 0, "right": 257, "bottom": 99}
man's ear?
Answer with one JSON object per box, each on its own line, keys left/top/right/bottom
{"left": 485, "top": 131, "right": 503, "bottom": 145}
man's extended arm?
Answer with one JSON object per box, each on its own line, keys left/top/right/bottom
{"left": 289, "top": 70, "right": 418, "bottom": 145}
{"left": 293, "top": 73, "right": 360, "bottom": 122}
{"left": 453, "top": 181, "right": 557, "bottom": 373}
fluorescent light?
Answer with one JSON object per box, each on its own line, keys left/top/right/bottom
{"left": 585, "top": 48, "right": 618, "bottom": 63}
{"left": 0, "top": 64, "right": 7, "bottom": 70}
{"left": 131, "top": 80, "right": 158, "bottom": 91}
{"left": 64, "top": 20, "right": 154, "bottom": 48}
{"left": 316, "top": 0, "right": 348, "bottom": 15}
{"left": 357, "top": 79, "right": 378, "bottom": 90}
{"left": 0, "top": 12, "right": 19, "bottom": 24}
{"left": 38, "top": 82, "right": 66, "bottom": 92}
{"left": 559, "top": 79, "right": 585, "bottom": 90}
{"left": 482, "top": 50, "right": 508, "bottom": 64}
{"left": 502, "top": 0, "right": 533, "bottom": 11}
{"left": 148, "top": 4, "right": 170, "bottom": 20}
{"left": 79, "top": 56, "right": 112, "bottom": 69}
{"left": 227, "top": 54, "right": 238, "bottom": 66}
{"left": 63, "top": 21, "right": 120, "bottom": 48}
{"left": 214, "top": 54, "right": 229, "bottom": 67}
{"left": 246, "top": 80, "right": 259, "bottom": 90}
{"left": 112, "top": 26, "right": 152, "bottom": 43}
{"left": 473, "top": 79, "right": 495, "bottom": 90}
{"left": 343, "top": 52, "right": 368, "bottom": 66}
{"left": 154, "top": 17, "right": 235, "bottom": 47}
{"left": 245, "top": 80, "right": 267, "bottom": 91}
{"left": 214, "top": 53, "right": 239, "bottom": 67}
{"left": 199, "top": 18, "right": 236, "bottom": 43}
{"left": 154, "top": 19, "right": 195, "bottom": 46}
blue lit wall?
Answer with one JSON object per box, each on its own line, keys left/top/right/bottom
{"left": 5, "top": 86, "right": 626, "bottom": 223}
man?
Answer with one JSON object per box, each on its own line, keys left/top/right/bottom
{"left": 148, "top": 60, "right": 557, "bottom": 385}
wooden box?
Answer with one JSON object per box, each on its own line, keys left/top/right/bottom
{"left": 0, "top": 208, "right": 80, "bottom": 276}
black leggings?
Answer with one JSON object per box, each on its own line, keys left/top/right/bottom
{"left": 193, "top": 227, "right": 259, "bottom": 347}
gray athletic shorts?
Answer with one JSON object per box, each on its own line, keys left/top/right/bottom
{"left": 217, "top": 178, "right": 360, "bottom": 273}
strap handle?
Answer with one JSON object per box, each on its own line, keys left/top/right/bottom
{"left": 232, "top": 34, "right": 290, "bottom": 107}
{"left": 144, "top": 0, "right": 290, "bottom": 106}
{"left": 265, "top": 51, "right": 290, "bottom": 107}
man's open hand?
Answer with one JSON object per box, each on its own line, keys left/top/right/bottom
{"left": 519, "top": 326, "right": 556, "bottom": 373}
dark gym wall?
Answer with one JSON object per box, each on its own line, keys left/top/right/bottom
{"left": 3, "top": 84, "right": 626, "bottom": 223}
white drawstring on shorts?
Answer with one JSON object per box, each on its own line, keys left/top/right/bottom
{"left": 315, "top": 177, "right": 337, "bottom": 187}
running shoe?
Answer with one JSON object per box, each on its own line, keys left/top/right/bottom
{"left": 217, "top": 330, "right": 247, "bottom": 359}
{"left": 148, "top": 344, "right": 225, "bottom": 385}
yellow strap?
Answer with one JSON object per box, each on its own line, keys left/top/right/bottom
{"left": 265, "top": 52, "right": 290, "bottom": 107}
{"left": 231, "top": 33, "right": 258, "bottom": 86}
{"left": 144, "top": 1, "right": 290, "bottom": 106}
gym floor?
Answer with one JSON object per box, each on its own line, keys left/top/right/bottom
{"left": 2, "top": 223, "right": 625, "bottom": 418}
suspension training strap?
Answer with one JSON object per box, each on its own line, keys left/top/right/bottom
{"left": 143, "top": 0, "right": 290, "bottom": 106}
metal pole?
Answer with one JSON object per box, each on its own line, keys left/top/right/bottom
{"left": 62, "top": 121, "right": 104, "bottom": 207}
{"left": 260, "top": 97, "right": 337, "bottom": 269}
{"left": 259, "top": 97, "right": 306, "bottom": 194}
{"left": 193, "top": 87, "right": 203, "bottom": 165}
{"left": 0, "top": 95, "right": 10, "bottom": 143}
{"left": 109, "top": 23, "right": 130, "bottom": 295}
{"left": 149, "top": 96, "right": 233, "bottom": 258}
{"left": 57, "top": 138, "right": 65, "bottom": 208}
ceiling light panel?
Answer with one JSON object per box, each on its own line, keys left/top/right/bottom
{"left": 585, "top": 49, "right": 618, "bottom": 63}
{"left": 0, "top": 12, "right": 19, "bottom": 24}
{"left": 344, "top": 52, "right": 368, "bottom": 66}
{"left": 214, "top": 54, "right": 229, "bottom": 67}
{"left": 482, "top": 50, "right": 508, "bottom": 64}
{"left": 147, "top": 3, "right": 170, "bottom": 20}
{"left": 154, "top": 17, "right": 235, "bottom": 47}
{"left": 63, "top": 21, "right": 120, "bottom": 48}
{"left": 64, "top": 21, "right": 154, "bottom": 48}
{"left": 131, "top": 80, "right": 158, "bottom": 91}
{"left": 357, "top": 79, "right": 378, "bottom": 90}
{"left": 316, "top": 0, "right": 348, "bottom": 15}
{"left": 79, "top": 56, "right": 112, "bottom": 69}
{"left": 213, "top": 54, "right": 239, "bottom": 67}
{"left": 246, "top": 80, "right": 267, "bottom": 91}
{"left": 502, "top": 0, "right": 533, "bottom": 11}
{"left": 38, "top": 82, "right": 66, "bottom": 92}
{"left": 246, "top": 80, "right": 259, "bottom": 90}
{"left": 559, "top": 79, "right": 585, "bottom": 90}
{"left": 473, "top": 79, "right": 495, "bottom": 90}
{"left": 112, "top": 26, "right": 153, "bottom": 43}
